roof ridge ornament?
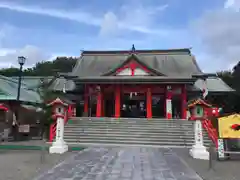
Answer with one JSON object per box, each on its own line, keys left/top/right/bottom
{"left": 132, "top": 44, "right": 135, "bottom": 52}
{"left": 131, "top": 44, "right": 136, "bottom": 54}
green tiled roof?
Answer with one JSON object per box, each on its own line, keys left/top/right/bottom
{"left": 12, "top": 76, "right": 54, "bottom": 89}
{"left": 0, "top": 75, "right": 41, "bottom": 103}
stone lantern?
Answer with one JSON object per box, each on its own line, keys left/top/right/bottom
{"left": 47, "top": 97, "right": 68, "bottom": 154}
{"left": 187, "top": 98, "right": 212, "bottom": 160}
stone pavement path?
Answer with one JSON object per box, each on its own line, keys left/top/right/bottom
{"left": 34, "top": 147, "right": 202, "bottom": 180}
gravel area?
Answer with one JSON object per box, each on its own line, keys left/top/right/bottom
{"left": 0, "top": 150, "right": 76, "bottom": 180}
{"left": 174, "top": 148, "right": 240, "bottom": 180}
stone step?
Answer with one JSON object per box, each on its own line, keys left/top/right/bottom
{"left": 63, "top": 139, "right": 212, "bottom": 147}
{"left": 64, "top": 131, "right": 202, "bottom": 137}
{"left": 65, "top": 126, "right": 193, "bottom": 131}
{"left": 64, "top": 132, "right": 211, "bottom": 139}
{"left": 64, "top": 129, "right": 195, "bottom": 135}
{"left": 70, "top": 118, "right": 187, "bottom": 122}
{"left": 64, "top": 128, "right": 197, "bottom": 134}
{"left": 63, "top": 139, "right": 214, "bottom": 147}
{"left": 64, "top": 136, "right": 194, "bottom": 142}
{"left": 68, "top": 120, "right": 194, "bottom": 126}
{"left": 64, "top": 117, "right": 213, "bottom": 147}
{"left": 64, "top": 128, "right": 207, "bottom": 136}
{"left": 64, "top": 142, "right": 203, "bottom": 148}
{"left": 64, "top": 135, "right": 212, "bottom": 143}
{"left": 68, "top": 124, "right": 194, "bottom": 129}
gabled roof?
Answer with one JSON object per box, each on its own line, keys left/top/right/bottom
{"left": 69, "top": 48, "right": 203, "bottom": 78}
{"left": 47, "top": 76, "right": 75, "bottom": 92}
{"left": 187, "top": 98, "right": 212, "bottom": 108}
{"left": 47, "top": 97, "right": 74, "bottom": 106}
{"left": 103, "top": 54, "right": 163, "bottom": 76}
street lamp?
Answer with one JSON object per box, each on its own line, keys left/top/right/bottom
{"left": 16, "top": 56, "right": 26, "bottom": 101}
{"left": 13, "top": 56, "right": 26, "bottom": 141}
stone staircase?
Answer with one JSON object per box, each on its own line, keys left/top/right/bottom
{"left": 63, "top": 117, "right": 212, "bottom": 148}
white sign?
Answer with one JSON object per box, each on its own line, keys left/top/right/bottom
{"left": 18, "top": 125, "right": 30, "bottom": 133}
{"left": 166, "top": 99, "right": 172, "bottom": 113}
{"left": 218, "top": 139, "right": 225, "bottom": 159}
{"left": 194, "top": 120, "right": 203, "bottom": 145}
{"left": 56, "top": 118, "right": 64, "bottom": 141}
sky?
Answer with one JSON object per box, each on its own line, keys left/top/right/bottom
{"left": 0, "top": 0, "right": 239, "bottom": 72}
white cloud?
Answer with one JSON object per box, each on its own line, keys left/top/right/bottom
{"left": 99, "top": 3, "right": 169, "bottom": 36}
{"left": 191, "top": 0, "right": 240, "bottom": 71}
{"left": 99, "top": 12, "right": 119, "bottom": 37}
{"left": 0, "top": 2, "right": 101, "bottom": 26}
{"left": 0, "top": 24, "right": 16, "bottom": 48}
{"left": 0, "top": 1, "right": 170, "bottom": 36}
{"left": 224, "top": 0, "right": 240, "bottom": 11}
{"left": 0, "top": 45, "right": 51, "bottom": 68}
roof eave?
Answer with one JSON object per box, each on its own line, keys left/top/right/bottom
{"left": 74, "top": 78, "right": 196, "bottom": 84}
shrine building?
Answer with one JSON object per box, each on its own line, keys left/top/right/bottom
{"left": 56, "top": 46, "right": 233, "bottom": 119}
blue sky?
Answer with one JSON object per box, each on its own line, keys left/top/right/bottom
{"left": 0, "top": 0, "right": 240, "bottom": 72}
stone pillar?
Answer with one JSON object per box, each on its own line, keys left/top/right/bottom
{"left": 146, "top": 88, "right": 152, "bottom": 119}
{"left": 49, "top": 115, "right": 68, "bottom": 154}
{"left": 115, "top": 85, "right": 121, "bottom": 118}
{"left": 189, "top": 120, "right": 209, "bottom": 160}
{"left": 166, "top": 86, "right": 172, "bottom": 119}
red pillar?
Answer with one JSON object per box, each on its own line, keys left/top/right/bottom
{"left": 102, "top": 91, "right": 105, "bottom": 117}
{"left": 166, "top": 86, "right": 172, "bottom": 119}
{"left": 96, "top": 87, "right": 102, "bottom": 117}
{"left": 115, "top": 85, "right": 121, "bottom": 118}
{"left": 84, "top": 85, "right": 88, "bottom": 116}
{"left": 146, "top": 88, "right": 152, "bottom": 119}
{"left": 181, "top": 85, "right": 187, "bottom": 119}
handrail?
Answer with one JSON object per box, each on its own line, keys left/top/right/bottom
{"left": 202, "top": 119, "right": 218, "bottom": 147}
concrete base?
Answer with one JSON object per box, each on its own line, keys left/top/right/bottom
{"left": 49, "top": 141, "right": 68, "bottom": 154}
{"left": 189, "top": 145, "right": 209, "bottom": 160}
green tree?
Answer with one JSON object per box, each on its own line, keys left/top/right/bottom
{"left": 37, "top": 80, "right": 56, "bottom": 139}
{"left": 0, "top": 56, "right": 78, "bottom": 76}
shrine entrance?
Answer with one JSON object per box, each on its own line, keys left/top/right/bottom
{"left": 83, "top": 84, "right": 188, "bottom": 119}
{"left": 121, "top": 93, "right": 146, "bottom": 118}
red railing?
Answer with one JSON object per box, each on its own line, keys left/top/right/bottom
{"left": 49, "top": 122, "right": 57, "bottom": 142}
{"left": 202, "top": 119, "right": 218, "bottom": 147}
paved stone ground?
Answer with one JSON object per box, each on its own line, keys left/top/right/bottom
{"left": 35, "top": 147, "right": 202, "bottom": 180}
{"left": 0, "top": 150, "right": 74, "bottom": 180}
{"left": 174, "top": 148, "right": 240, "bottom": 180}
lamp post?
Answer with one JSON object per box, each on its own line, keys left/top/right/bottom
{"left": 14, "top": 56, "right": 26, "bottom": 141}
{"left": 17, "top": 56, "right": 26, "bottom": 101}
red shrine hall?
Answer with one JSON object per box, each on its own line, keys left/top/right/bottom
{"left": 64, "top": 45, "right": 230, "bottom": 119}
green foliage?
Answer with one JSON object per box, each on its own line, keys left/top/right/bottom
{"left": 37, "top": 81, "right": 57, "bottom": 139}
{"left": 0, "top": 56, "right": 77, "bottom": 76}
